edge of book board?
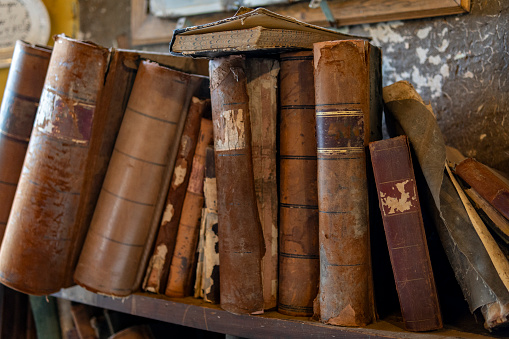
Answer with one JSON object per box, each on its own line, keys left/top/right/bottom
{"left": 54, "top": 286, "right": 492, "bottom": 339}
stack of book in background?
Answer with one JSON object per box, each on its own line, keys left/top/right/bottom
{"left": 0, "top": 6, "right": 508, "bottom": 335}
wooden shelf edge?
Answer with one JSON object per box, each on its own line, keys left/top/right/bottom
{"left": 54, "top": 286, "right": 489, "bottom": 339}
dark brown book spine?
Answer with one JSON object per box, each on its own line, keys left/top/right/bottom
{"left": 0, "top": 35, "right": 110, "bottom": 295}
{"left": 165, "top": 118, "right": 214, "bottom": 297}
{"left": 209, "top": 55, "right": 265, "bottom": 315}
{"left": 143, "top": 97, "right": 207, "bottom": 294}
{"left": 455, "top": 158, "right": 509, "bottom": 221}
{"left": 278, "top": 51, "right": 319, "bottom": 317}
{"left": 313, "top": 40, "right": 381, "bottom": 326}
{"left": 369, "top": 135, "right": 442, "bottom": 332}
{"left": 0, "top": 41, "right": 51, "bottom": 242}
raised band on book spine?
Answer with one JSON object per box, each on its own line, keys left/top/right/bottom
{"left": 313, "top": 40, "right": 381, "bottom": 326}
{"left": 209, "top": 55, "right": 265, "bottom": 315}
{"left": 278, "top": 51, "right": 319, "bottom": 317}
{"left": 369, "top": 135, "right": 443, "bottom": 332}
{"left": 0, "top": 41, "right": 51, "bottom": 243}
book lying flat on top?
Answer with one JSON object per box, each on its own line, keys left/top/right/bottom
{"left": 169, "top": 7, "right": 365, "bottom": 57}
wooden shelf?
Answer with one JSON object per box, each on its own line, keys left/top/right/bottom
{"left": 54, "top": 286, "right": 495, "bottom": 338}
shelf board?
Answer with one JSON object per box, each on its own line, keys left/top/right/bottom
{"left": 54, "top": 285, "right": 491, "bottom": 338}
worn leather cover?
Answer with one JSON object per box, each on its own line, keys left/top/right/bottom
{"left": 313, "top": 40, "right": 381, "bottom": 326}
{"left": 143, "top": 97, "right": 207, "bottom": 294}
{"left": 455, "top": 158, "right": 509, "bottom": 221}
{"left": 0, "top": 36, "right": 110, "bottom": 295}
{"left": 210, "top": 55, "right": 265, "bottom": 314}
{"left": 0, "top": 41, "right": 51, "bottom": 243}
{"left": 369, "top": 136, "right": 442, "bottom": 331}
{"left": 246, "top": 58, "right": 279, "bottom": 310}
{"left": 74, "top": 61, "right": 204, "bottom": 296}
{"left": 166, "top": 118, "right": 214, "bottom": 297}
{"left": 278, "top": 51, "right": 319, "bottom": 317}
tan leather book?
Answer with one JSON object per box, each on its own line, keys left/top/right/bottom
{"left": 278, "top": 51, "right": 319, "bottom": 317}
{"left": 313, "top": 40, "right": 382, "bottom": 326}
{"left": 0, "top": 41, "right": 51, "bottom": 243}
{"left": 143, "top": 97, "right": 208, "bottom": 294}
{"left": 209, "top": 55, "right": 265, "bottom": 315}
{"left": 165, "top": 118, "right": 214, "bottom": 297}
{"left": 74, "top": 60, "right": 205, "bottom": 296}
{"left": 246, "top": 58, "right": 279, "bottom": 310}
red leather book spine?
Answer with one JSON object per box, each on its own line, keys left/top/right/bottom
{"left": 209, "top": 55, "right": 265, "bottom": 315}
{"left": 313, "top": 40, "right": 381, "bottom": 326}
{"left": 278, "top": 51, "right": 319, "bottom": 317}
{"left": 369, "top": 135, "right": 443, "bottom": 331}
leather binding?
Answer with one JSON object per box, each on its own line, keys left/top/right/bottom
{"left": 278, "top": 51, "right": 319, "bottom": 317}
{"left": 165, "top": 118, "right": 214, "bottom": 297}
{"left": 455, "top": 158, "right": 509, "bottom": 221}
{"left": 246, "top": 58, "right": 280, "bottom": 310}
{"left": 0, "top": 36, "right": 110, "bottom": 295}
{"left": 369, "top": 135, "right": 443, "bottom": 331}
{"left": 209, "top": 55, "right": 265, "bottom": 315}
{"left": 313, "top": 40, "right": 382, "bottom": 326}
{"left": 74, "top": 60, "right": 204, "bottom": 296}
{"left": 143, "top": 97, "right": 208, "bottom": 294}
{"left": 0, "top": 41, "right": 51, "bottom": 243}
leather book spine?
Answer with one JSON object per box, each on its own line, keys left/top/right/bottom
{"left": 70, "top": 304, "right": 97, "bottom": 339}
{"left": 74, "top": 60, "right": 204, "bottom": 296}
{"left": 202, "top": 145, "right": 220, "bottom": 304}
{"left": 455, "top": 158, "right": 509, "bottom": 220}
{"left": 369, "top": 135, "right": 443, "bottom": 331}
{"left": 209, "top": 55, "right": 265, "bottom": 315}
{"left": 143, "top": 97, "right": 207, "bottom": 294}
{"left": 313, "top": 40, "right": 381, "bottom": 326}
{"left": 0, "top": 35, "right": 110, "bottom": 295}
{"left": 0, "top": 41, "right": 51, "bottom": 243}
{"left": 278, "top": 51, "right": 320, "bottom": 317}
{"left": 246, "top": 58, "right": 280, "bottom": 310}
{"left": 165, "top": 118, "right": 214, "bottom": 297}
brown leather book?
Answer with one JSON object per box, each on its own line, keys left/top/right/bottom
{"left": 246, "top": 58, "right": 279, "bottom": 310}
{"left": 313, "top": 40, "right": 382, "bottom": 326}
{"left": 209, "top": 55, "right": 265, "bottom": 315}
{"left": 165, "top": 118, "right": 214, "bottom": 297}
{"left": 0, "top": 35, "right": 111, "bottom": 295}
{"left": 143, "top": 97, "right": 208, "bottom": 294}
{"left": 108, "top": 325, "right": 153, "bottom": 339}
{"left": 74, "top": 60, "right": 205, "bottom": 296}
{"left": 71, "top": 304, "right": 98, "bottom": 339}
{"left": 369, "top": 135, "right": 443, "bottom": 331}
{"left": 0, "top": 41, "right": 51, "bottom": 243}
{"left": 455, "top": 158, "right": 509, "bottom": 221}
{"left": 278, "top": 51, "right": 320, "bottom": 317}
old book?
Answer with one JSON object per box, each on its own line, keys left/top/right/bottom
{"left": 0, "top": 41, "right": 51, "bottom": 243}
{"left": 278, "top": 51, "right": 319, "bottom": 317}
{"left": 71, "top": 304, "right": 98, "bottom": 339}
{"left": 74, "top": 60, "right": 205, "bottom": 296}
{"left": 108, "top": 325, "right": 153, "bottom": 339}
{"left": 29, "top": 296, "right": 62, "bottom": 339}
{"left": 209, "top": 55, "right": 265, "bottom": 315}
{"left": 455, "top": 158, "right": 509, "bottom": 221}
{"left": 369, "top": 135, "right": 442, "bottom": 331}
{"left": 314, "top": 40, "right": 382, "bottom": 326}
{"left": 0, "top": 285, "right": 30, "bottom": 339}
{"left": 246, "top": 58, "right": 279, "bottom": 310}
{"left": 143, "top": 97, "right": 208, "bottom": 294}
{"left": 165, "top": 118, "right": 214, "bottom": 298}
{"left": 170, "top": 7, "right": 361, "bottom": 57}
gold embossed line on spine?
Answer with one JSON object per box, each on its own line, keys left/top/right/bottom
{"left": 278, "top": 51, "right": 319, "bottom": 317}
{"left": 0, "top": 41, "right": 51, "bottom": 243}
{"left": 0, "top": 36, "right": 110, "bottom": 295}
{"left": 313, "top": 40, "right": 382, "bottom": 326}
{"left": 209, "top": 55, "right": 265, "bottom": 315}
{"left": 74, "top": 61, "right": 202, "bottom": 296}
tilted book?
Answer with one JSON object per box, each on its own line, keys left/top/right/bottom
{"left": 369, "top": 135, "right": 442, "bottom": 332}
{"left": 278, "top": 51, "right": 319, "bottom": 317}
{"left": 210, "top": 55, "right": 265, "bottom": 315}
{"left": 314, "top": 40, "right": 382, "bottom": 326}
{"left": 74, "top": 60, "right": 205, "bottom": 296}
{"left": 0, "top": 40, "right": 51, "bottom": 243}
